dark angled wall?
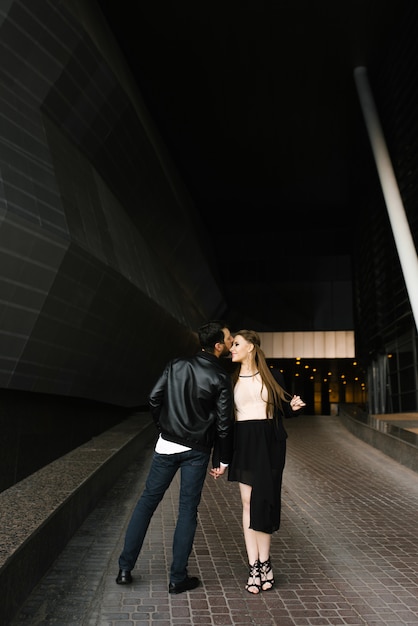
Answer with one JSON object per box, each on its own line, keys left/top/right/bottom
{"left": 0, "top": 0, "right": 225, "bottom": 408}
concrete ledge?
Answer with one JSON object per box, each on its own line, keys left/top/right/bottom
{"left": 339, "top": 405, "right": 418, "bottom": 474}
{"left": 0, "top": 411, "right": 155, "bottom": 626}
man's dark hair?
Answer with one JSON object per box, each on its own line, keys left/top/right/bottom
{"left": 198, "top": 320, "right": 228, "bottom": 352}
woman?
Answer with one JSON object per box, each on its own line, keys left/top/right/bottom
{"left": 214, "top": 330, "right": 305, "bottom": 594}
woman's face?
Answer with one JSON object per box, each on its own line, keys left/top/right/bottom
{"left": 230, "top": 335, "right": 253, "bottom": 363}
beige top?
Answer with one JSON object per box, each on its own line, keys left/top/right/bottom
{"left": 234, "top": 374, "right": 269, "bottom": 421}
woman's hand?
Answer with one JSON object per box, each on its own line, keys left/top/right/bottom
{"left": 290, "top": 395, "right": 306, "bottom": 411}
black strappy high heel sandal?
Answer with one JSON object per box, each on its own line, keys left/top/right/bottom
{"left": 245, "top": 560, "right": 261, "bottom": 594}
{"left": 259, "top": 557, "right": 275, "bottom": 591}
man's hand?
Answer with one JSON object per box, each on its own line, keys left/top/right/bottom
{"left": 209, "top": 465, "right": 227, "bottom": 480}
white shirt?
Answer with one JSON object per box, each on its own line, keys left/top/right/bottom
{"left": 155, "top": 434, "right": 228, "bottom": 467}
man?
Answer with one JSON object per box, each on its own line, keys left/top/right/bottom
{"left": 116, "top": 320, "right": 234, "bottom": 594}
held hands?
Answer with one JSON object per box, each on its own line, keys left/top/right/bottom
{"left": 209, "top": 465, "right": 227, "bottom": 480}
{"left": 290, "top": 395, "right": 306, "bottom": 411}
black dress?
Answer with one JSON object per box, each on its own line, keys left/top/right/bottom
{"left": 228, "top": 417, "right": 287, "bottom": 534}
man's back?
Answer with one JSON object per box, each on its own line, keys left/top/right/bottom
{"left": 149, "top": 351, "right": 233, "bottom": 456}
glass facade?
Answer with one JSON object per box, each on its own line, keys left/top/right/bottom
{"left": 353, "top": 2, "right": 418, "bottom": 413}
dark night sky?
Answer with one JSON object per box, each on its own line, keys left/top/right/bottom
{"left": 96, "top": 0, "right": 410, "bottom": 328}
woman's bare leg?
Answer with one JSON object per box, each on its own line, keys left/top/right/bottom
{"left": 239, "top": 483, "right": 261, "bottom": 593}
{"left": 239, "top": 482, "right": 274, "bottom": 591}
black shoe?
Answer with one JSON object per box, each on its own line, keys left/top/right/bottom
{"left": 168, "top": 575, "right": 200, "bottom": 594}
{"left": 116, "top": 569, "right": 132, "bottom": 584}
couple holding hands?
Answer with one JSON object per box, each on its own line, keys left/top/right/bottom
{"left": 116, "top": 321, "right": 305, "bottom": 595}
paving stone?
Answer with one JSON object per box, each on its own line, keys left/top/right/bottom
{"left": 9, "top": 415, "right": 418, "bottom": 626}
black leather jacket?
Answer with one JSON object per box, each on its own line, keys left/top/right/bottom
{"left": 148, "top": 351, "right": 234, "bottom": 465}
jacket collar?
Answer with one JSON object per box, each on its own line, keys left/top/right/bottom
{"left": 197, "top": 350, "right": 220, "bottom": 366}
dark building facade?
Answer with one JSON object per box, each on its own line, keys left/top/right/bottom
{"left": 353, "top": 1, "right": 418, "bottom": 414}
{"left": 0, "top": 1, "right": 226, "bottom": 410}
{"left": 0, "top": 0, "right": 229, "bottom": 490}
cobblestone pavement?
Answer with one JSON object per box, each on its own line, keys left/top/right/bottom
{"left": 10, "top": 415, "right": 418, "bottom": 626}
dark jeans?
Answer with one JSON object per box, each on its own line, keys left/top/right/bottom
{"left": 118, "top": 448, "right": 210, "bottom": 583}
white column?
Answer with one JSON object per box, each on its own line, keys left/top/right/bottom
{"left": 354, "top": 66, "right": 418, "bottom": 332}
